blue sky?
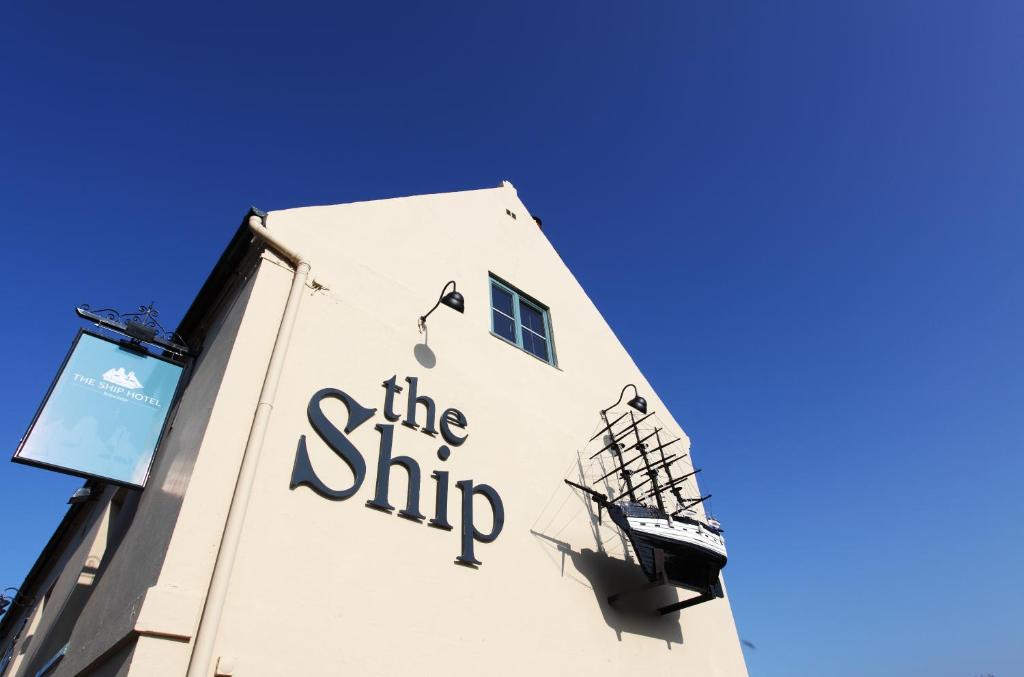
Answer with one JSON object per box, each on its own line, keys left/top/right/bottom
{"left": 2, "top": 2, "right": 1022, "bottom": 675}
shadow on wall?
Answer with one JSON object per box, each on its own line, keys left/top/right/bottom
{"left": 413, "top": 327, "right": 436, "bottom": 369}
{"left": 530, "top": 531, "right": 684, "bottom": 647}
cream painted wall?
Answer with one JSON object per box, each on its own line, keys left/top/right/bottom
{"left": 187, "top": 185, "right": 748, "bottom": 676}
{"left": 3, "top": 254, "right": 284, "bottom": 677}
{"left": 3, "top": 487, "right": 114, "bottom": 677}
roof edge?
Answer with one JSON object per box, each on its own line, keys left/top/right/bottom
{"left": 174, "top": 208, "right": 262, "bottom": 353}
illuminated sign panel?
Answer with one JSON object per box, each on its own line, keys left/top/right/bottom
{"left": 13, "top": 330, "right": 185, "bottom": 488}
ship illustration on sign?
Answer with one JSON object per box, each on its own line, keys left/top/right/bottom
{"left": 564, "top": 385, "right": 728, "bottom": 614}
{"left": 102, "top": 367, "right": 143, "bottom": 390}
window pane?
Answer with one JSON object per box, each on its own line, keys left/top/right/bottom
{"left": 491, "top": 284, "right": 514, "bottom": 317}
{"left": 492, "top": 310, "right": 516, "bottom": 342}
{"left": 519, "top": 301, "right": 547, "bottom": 336}
{"left": 522, "top": 330, "right": 549, "bottom": 361}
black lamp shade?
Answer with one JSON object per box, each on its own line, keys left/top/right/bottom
{"left": 441, "top": 291, "right": 465, "bottom": 314}
{"left": 627, "top": 395, "right": 647, "bottom": 414}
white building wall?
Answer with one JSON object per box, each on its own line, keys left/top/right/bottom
{"left": 189, "top": 184, "right": 747, "bottom": 676}
{"left": 2, "top": 184, "right": 747, "bottom": 677}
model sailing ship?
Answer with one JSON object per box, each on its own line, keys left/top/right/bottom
{"left": 566, "top": 385, "right": 727, "bottom": 613}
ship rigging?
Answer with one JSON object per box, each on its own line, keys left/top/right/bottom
{"left": 564, "top": 384, "right": 728, "bottom": 615}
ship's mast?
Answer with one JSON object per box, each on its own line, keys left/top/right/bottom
{"left": 653, "top": 429, "right": 682, "bottom": 513}
{"left": 588, "top": 412, "right": 656, "bottom": 459}
{"left": 629, "top": 411, "right": 665, "bottom": 513}
{"left": 600, "top": 409, "right": 637, "bottom": 502}
{"left": 588, "top": 387, "right": 698, "bottom": 515}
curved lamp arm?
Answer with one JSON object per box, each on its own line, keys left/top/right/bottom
{"left": 603, "top": 383, "right": 638, "bottom": 414}
{"left": 602, "top": 383, "right": 647, "bottom": 416}
{"left": 419, "top": 281, "right": 464, "bottom": 331}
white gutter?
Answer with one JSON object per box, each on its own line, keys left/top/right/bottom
{"left": 186, "top": 213, "right": 310, "bottom": 677}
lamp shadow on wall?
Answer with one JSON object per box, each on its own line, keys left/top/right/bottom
{"left": 413, "top": 326, "right": 437, "bottom": 369}
{"left": 530, "top": 530, "right": 684, "bottom": 647}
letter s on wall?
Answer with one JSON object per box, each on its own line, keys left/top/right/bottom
{"left": 290, "top": 388, "right": 377, "bottom": 500}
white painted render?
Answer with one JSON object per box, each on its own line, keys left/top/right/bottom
{"left": 1, "top": 183, "right": 747, "bottom": 677}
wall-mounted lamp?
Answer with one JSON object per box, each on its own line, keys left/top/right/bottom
{"left": 603, "top": 383, "right": 647, "bottom": 415}
{"left": 419, "top": 281, "right": 464, "bottom": 331}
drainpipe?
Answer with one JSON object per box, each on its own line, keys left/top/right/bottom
{"left": 186, "top": 210, "right": 310, "bottom": 677}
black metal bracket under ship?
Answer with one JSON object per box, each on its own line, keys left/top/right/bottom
{"left": 565, "top": 399, "right": 728, "bottom": 615}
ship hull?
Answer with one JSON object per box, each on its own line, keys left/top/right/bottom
{"left": 608, "top": 504, "right": 727, "bottom": 595}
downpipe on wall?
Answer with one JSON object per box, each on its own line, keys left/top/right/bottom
{"left": 186, "top": 213, "right": 310, "bottom": 677}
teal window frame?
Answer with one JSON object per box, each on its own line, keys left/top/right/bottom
{"left": 489, "top": 276, "right": 557, "bottom": 366}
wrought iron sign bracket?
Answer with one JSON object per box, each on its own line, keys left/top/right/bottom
{"left": 76, "top": 304, "right": 192, "bottom": 359}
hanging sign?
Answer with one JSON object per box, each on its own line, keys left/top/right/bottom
{"left": 13, "top": 330, "right": 185, "bottom": 488}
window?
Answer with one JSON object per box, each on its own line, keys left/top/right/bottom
{"left": 489, "top": 276, "right": 556, "bottom": 365}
